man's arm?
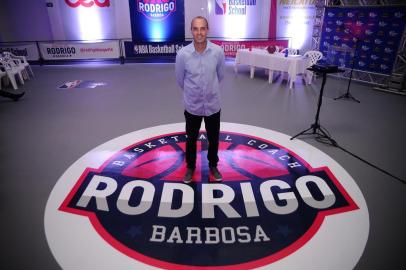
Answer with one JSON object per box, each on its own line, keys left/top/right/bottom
{"left": 217, "top": 50, "right": 225, "bottom": 82}
{"left": 175, "top": 52, "right": 185, "bottom": 89}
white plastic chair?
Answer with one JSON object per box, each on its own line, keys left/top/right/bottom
{"left": 280, "top": 48, "right": 298, "bottom": 56}
{"left": 303, "top": 51, "right": 323, "bottom": 84}
{"left": 0, "top": 58, "right": 25, "bottom": 90}
{"left": 0, "top": 68, "right": 7, "bottom": 90}
{"left": 2, "top": 53, "right": 29, "bottom": 80}
{"left": 2, "top": 52, "right": 34, "bottom": 78}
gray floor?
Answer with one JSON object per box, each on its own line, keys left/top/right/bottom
{"left": 0, "top": 62, "right": 405, "bottom": 269}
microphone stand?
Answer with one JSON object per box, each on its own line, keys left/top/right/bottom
{"left": 334, "top": 32, "right": 361, "bottom": 103}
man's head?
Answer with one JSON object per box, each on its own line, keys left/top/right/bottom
{"left": 191, "top": 16, "right": 209, "bottom": 45}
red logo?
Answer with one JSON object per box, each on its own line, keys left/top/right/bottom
{"left": 65, "top": 0, "right": 110, "bottom": 8}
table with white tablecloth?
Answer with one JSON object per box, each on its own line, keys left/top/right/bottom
{"left": 235, "top": 48, "right": 310, "bottom": 89}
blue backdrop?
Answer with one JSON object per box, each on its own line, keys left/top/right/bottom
{"left": 319, "top": 6, "right": 406, "bottom": 74}
{"left": 129, "top": 0, "right": 185, "bottom": 42}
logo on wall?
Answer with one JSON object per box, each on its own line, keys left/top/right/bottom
{"left": 45, "top": 46, "right": 76, "bottom": 58}
{"left": 215, "top": 0, "right": 257, "bottom": 15}
{"left": 45, "top": 123, "right": 369, "bottom": 270}
{"left": 215, "top": 0, "right": 227, "bottom": 14}
{"left": 65, "top": 0, "right": 110, "bottom": 8}
{"left": 137, "top": 0, "right": 176, "bottom": 21}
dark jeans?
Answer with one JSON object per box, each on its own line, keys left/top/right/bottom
{"left": 184, "top": 110, "right": 220, "bottom": 170}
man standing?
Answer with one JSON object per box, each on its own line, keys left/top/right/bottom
{"left": 175, "top": 16, "right": 225, "bottom": 184}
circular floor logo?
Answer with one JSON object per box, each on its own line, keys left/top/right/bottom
{"left": 45, "top": 123, "right": 369, "bottom": 270}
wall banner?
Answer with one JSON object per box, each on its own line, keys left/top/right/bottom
{"left": 207, "top": 0, "right": 264, "bottom": 39}
{"left": 0, "top": 43, "right": 40, "bottom": 61}
{"left": 124, "top": 41, "right": 191, "bottom": 58}
{"left": 211, "top": 39, "right": 289, "bottom": 57}
{"left": 129, "top": 0, "right": 185, "bottom": 42}
{"left": 39, "top": 41, "right": 120, "bottom": 60}
{"left": 274, "top": 0, "right": 316, "bottom": 52}
{"left": 319, "top": 6, "right": 406, "bottom": 74}
{"left": 124, "top": 40, "right": 289, "bottom": 59}
{"left": 47, "top": 0, "right": 117, "bottom": 41}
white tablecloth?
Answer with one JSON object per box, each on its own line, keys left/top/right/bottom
{"left": 235, "top": 48, "right": 310, "bottom": 88}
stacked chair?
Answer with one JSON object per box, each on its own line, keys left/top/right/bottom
{"left": 0, "top": 52, "right": 34, "bottom": 90}
{"left": 0, "top": 68, "right": 6, "bottom": 89}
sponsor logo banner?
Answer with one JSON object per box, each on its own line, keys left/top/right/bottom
{"left": 320, "top": 6, "right": 406, "bottom": 74}
{"left": 211, "top": 39, "right": 289, "bottom": 57}
{"left": 0, "top": 43, "right": 40, "bottom": 61}
{"left": 39, "top": 41, "right": 120, "bottom": 60}
{"left": 124, "top": 41, "right": 190, "bottom": 58}
{"left": 45, "top": 123, "right": 369, "bottom": 270}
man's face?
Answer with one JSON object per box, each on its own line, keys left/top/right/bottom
{"left": 191, "top": 18, "right": 208, "bottom": 44}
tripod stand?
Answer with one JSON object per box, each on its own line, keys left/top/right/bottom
{"left": 291, "top": 66, "right": 343, "bottom": 146}
{"left": 334, "top": 35, "right": 360, "bottom": 103}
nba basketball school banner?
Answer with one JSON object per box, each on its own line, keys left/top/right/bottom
{"left": 319, "top": 6, "right": 406, "bottom": 74}
{"left": 45, "top": 123, "right": 369, "bottom": 270}
{"left": 129, "top": 0, "right": 185, "bottom": 42}
{"left": 124, "top": 40, "right": 190, "bottom": 58}
{"left": 124, "top": 40, "right": 289, "bottom": 59}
